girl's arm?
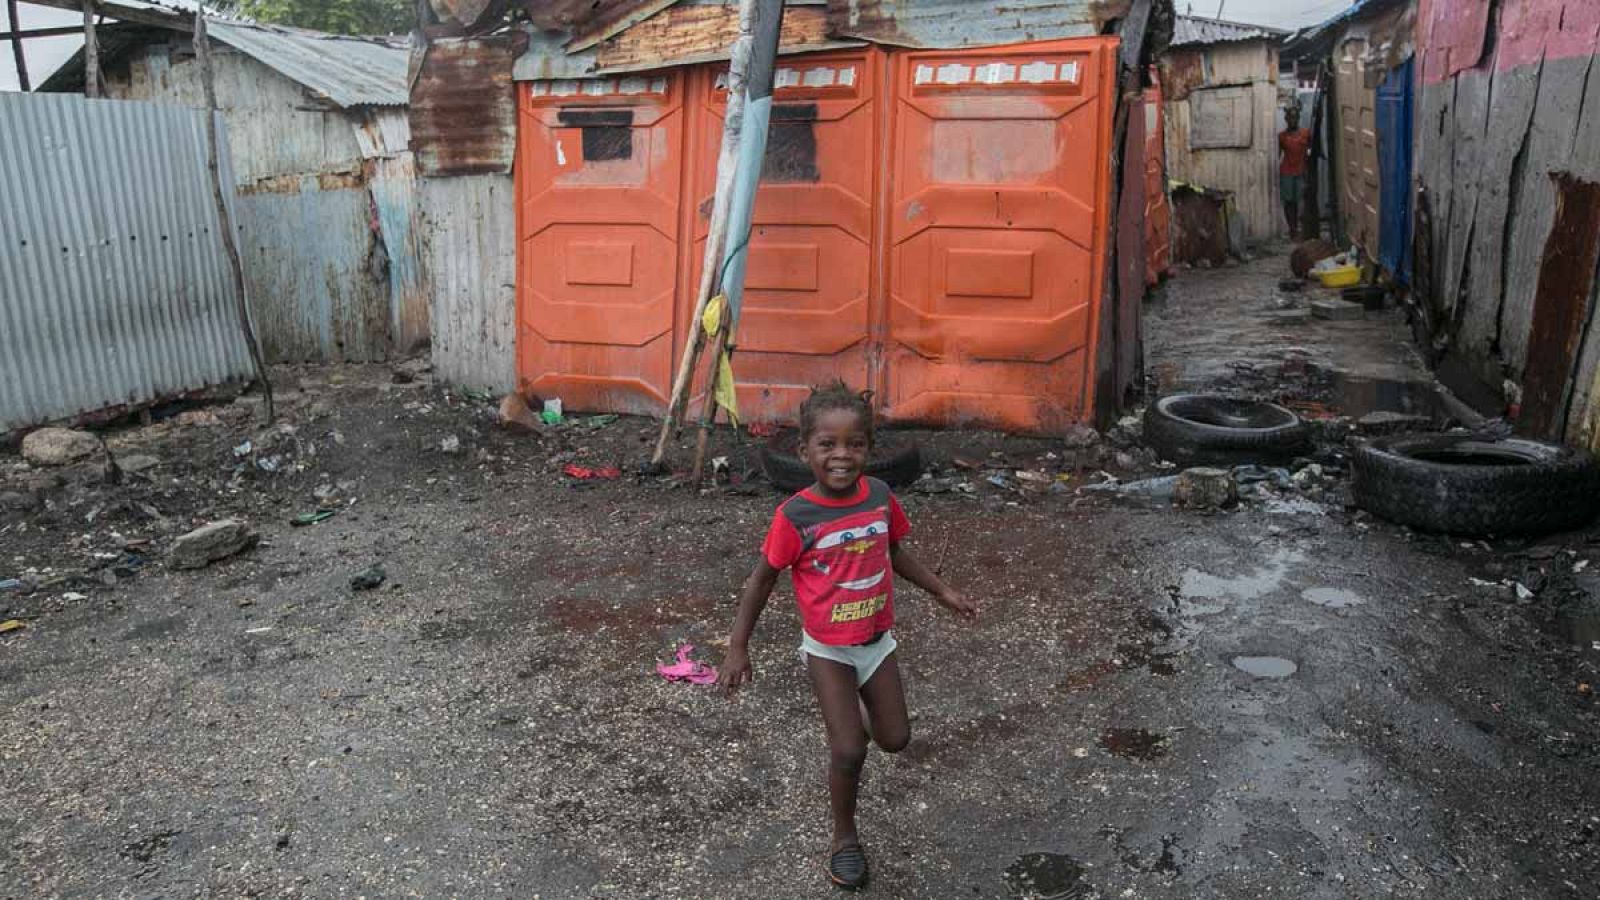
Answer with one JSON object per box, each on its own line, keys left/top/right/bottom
{"left": 890, "top": 543, "right": 977, "bottom": 620}
{"left": 719, "top": 559, "right": 781, "bottom": 695}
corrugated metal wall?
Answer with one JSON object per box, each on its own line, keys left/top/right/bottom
{"left": 0, "top": 93, "right": 253, "bottom": 431}
{"left": 420, "top": 175, "right": 518, "bottom": 394}
{"left": 105, "top": 43, "right": 423, "bottom": 363}
{"left": 1161, "top": 42, "right": 1282, "bottom": 243}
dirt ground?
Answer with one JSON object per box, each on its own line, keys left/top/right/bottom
{"left": 3, "top": 254, "right": 1599, "bottom": 899}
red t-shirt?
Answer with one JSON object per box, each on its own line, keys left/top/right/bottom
{"left": 1279, "top": 129, "right": 1311, "bottom": 176}
{"left": 762, "top": 477, "right": 912, "bottom": 646}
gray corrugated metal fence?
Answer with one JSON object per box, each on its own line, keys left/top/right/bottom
{"left": 0, "top": 93, "right": 253, "bottom": 432}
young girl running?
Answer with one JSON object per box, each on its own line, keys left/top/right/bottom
{"left": 718, "top": 381, "right": 977, "bottom": 890}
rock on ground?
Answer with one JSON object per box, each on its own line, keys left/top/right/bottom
{"left": 22, "top": 428, "right": 101, "bottom": 466}
{"left": 498, "top": 394, "right": 541, "bottom": 433}
{"left": 169, "top": 520, "right": 258, "bottom": 570}
{"left": 1175, "top": 467, "right": 1237, "bottom": 509}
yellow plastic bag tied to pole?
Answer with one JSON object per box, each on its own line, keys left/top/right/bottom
{"left": 700, "top": 295, "right": 741, "bottom": 427}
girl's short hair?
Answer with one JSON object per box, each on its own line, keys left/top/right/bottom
{"left": 799, "top": 380, "right": 874, "bottom": 443}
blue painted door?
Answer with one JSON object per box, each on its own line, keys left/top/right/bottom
{"left": 1376, "top": 58, "right": 1413, "bottom": 284}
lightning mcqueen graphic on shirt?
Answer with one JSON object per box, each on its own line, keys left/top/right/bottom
{"left": 762, "top": 478, "right": 911, "bottom": 645}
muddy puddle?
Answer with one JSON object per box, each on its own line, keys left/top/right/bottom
{"left": 1232, "top": 655, "right": 1298, "bottom": 678}
{"left": 1003, "top": 852, "right": 1095, "bottom": 899}
{"left": 1178, "top": 548, "right": 1303, "bottom": 611}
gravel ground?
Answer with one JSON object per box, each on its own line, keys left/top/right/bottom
{"left": 2, "top": 277, "right": 1598, "bottom": 898}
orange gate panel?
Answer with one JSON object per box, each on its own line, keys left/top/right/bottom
{"left": 884, "top": 39, "right": 1119, "bottom": 432}
{"left": 687, "top": 51, "right": 883, "bottom": 422}
{"left": 516, "top": 75, "right": 685, "bottom": 416}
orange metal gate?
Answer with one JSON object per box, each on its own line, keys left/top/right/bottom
{"left": 515, "top": 38, "right": 1119, "bottom": 433}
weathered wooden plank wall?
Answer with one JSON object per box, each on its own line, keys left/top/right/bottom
{"left": 1414, "top": 0, "right": 1600, "bottom": 447}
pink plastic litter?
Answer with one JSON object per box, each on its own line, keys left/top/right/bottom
{"left": 657, "top": 643, "right": 718, "bottom": 685}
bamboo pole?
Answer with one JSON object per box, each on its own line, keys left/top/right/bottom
{"left": 687, "top": 0, "right": 786, "bottom": 484}
{"left": 195, "top": 11, "right": 275, "bottom": 423}
{"left": 6, "top": 0, "right": 29, "bottom": 91}
{"left": 648, "top": 0, "right": 759, "bottom": 470}
{"left": 82, "top": 0, "right": 98, "bottom": 98}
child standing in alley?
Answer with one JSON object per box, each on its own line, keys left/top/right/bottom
{"left": 717, "top": 381, "right": 977, "bottom": 890}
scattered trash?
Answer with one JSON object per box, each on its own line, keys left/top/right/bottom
{"left": 20, "top": 428, "right": 101, "bottom": 466}
{"left": 563, "top": 464, "right": 622, "bottom": 480}
{"left": 986, "top": 473, "right": 1015, "bottom": 491}
{"left": 245, "top": 626, "right": 274, "bottom": 635}
{"left": 350, "top": 565, "right": 386, "bottom": 592}
{"left": 439, "top": 435, "right": 463, "bottom": 455}
{"left": 542, "top": 398, "right": 564, "bottom": 426}
{"left": 463, "top": 388, "right": 494, "bottom": 403}
{"left": 0, "top": 578, "right": 31, "bottom": 593}
{"left": 255, "top": 456, "right": 282, "bottom": 473}
{"left": 656, "top": 644, "right": 717, "bottom": 685}
{"left": 1576, "top": 560, "right": 1590, "bottom": 574}
{"left": 0, "top": 619, "right": 25, "bottom": 634}
{"left": 498, "top": 393, "right": 541, "bottom": 433}
{"left": 1014, "top": 470, "right": 1054, "bottom": 491}
{"left": 169, "top": 519, "right": 258, "bottom": 570}
{"left": 711, "top": 456, "right": 731, "bottom": 481}
{"left": 233, "top": 440, "right": 253, "bottom": 457}
{"left": 584, "top": 414, "right": 619, "bottom": 430}
{"left": 748, "top": 422, "right": 779, "bottom": 438}
{"left": 291, "top": 510, "right": 337, "bottom": 527}
{"left": 61, "top": 592, "right": 88, "bottom": 602}
{"left": 1513, "top": 582, "right": 1535, "bottom": 601}
{"left": 1231, "top": 465, "right": 1295, "bottom": 489}
{"left": 1580, "top": 683, "right": 1593, "bottom": 697}
{"left": 1082, "top": 475, "right": 1180, "bottom": 500}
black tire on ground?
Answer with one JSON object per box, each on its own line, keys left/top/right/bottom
{"left": 1351, "top": 433, "right": 1600, "bottom": 535}
{"left": 1143, "top": 394, "right": 1312, "bottom": 467}
{"left": 759, "top": 430, "right": 923, "bottom": 493}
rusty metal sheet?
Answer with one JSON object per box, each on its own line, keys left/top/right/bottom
{"left": 590, "top": 4, "right": 853, "bottom": 74}
{"left": 1159, "top": 47, "right": 1204, "bottom": 99}
{"left": 1518, "top": 174, "right": 1600, "bottom": 439}
{"left": 824, "top": 0, "right": 1127, "bottom": 49}
{"left": 412, "top": 35, "right": 520, "bottom": 175}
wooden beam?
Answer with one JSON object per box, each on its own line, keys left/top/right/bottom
{"left": 195, "top": 11, "right": 275, "bottom": 425}
{"left": 22, "top": 0, "right": 191, "bottom": 32}
{"left": 6, "top": 0, "right": 29, "bottom": 91}
{"left": 1, "top": 24, "right": 85, "bottom": 41}
{"left": 82, "top": 0, "right": 98, "bottom": 98}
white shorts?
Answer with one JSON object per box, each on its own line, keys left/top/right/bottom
{"left": 800, "top": 630, "right": 898, "bottom": 688}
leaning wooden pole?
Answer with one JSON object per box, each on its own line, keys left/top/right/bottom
{"left": 195, "top": 11, "right": 274, "bottom": 423}
{"left": 82, "top": 0, "right": 98, "bottom": 97}
{"left": 649, "top": 0, "right": 760, "bottom": 469}
{"left": 688, "top": 0, "right": 786, "bottom": 483}
{"left": 7, "top": 0, "right": 29, "bottom": 91}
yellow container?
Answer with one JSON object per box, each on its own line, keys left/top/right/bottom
{"left": 1316, "top": 265, "right": 1361, "bottom": 288}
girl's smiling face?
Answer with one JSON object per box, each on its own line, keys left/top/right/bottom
{"left": 800, "top": 408, "right": 871, "bottom": 498}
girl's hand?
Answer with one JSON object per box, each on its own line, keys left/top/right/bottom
{"left": 719, "top": 644, "right": 754, "bottom": 696}
{"left": 937, "top": 589, "right": 978, "bottom": 621}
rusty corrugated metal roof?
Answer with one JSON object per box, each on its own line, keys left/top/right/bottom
{"left": 209, "top": 22, "right": 410, "bottom": 107}
{"left": 1171, "top": 15, "right": 1284, "bottom": 47}
{"left": 823, "top": 0, "right": 1128, "bottom": 49}
{"left": 39, "top": 19, "right": 409, "bottom": 108}
{"left": 412, "top": 36, "right": 520, "bottom": 175}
